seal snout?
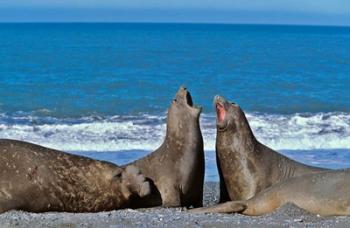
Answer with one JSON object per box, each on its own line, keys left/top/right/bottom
{"left": 176, "top": 86, "right": 187, "bottom": 96}
{"left": 214, "top": 95, "right": 225, "bottom": 104}
{"left": 175, "top": 86, "right": 187, "bottom": 100}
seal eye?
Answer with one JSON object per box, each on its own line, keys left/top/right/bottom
{"left": 173, "top": 99, "right": 177, "bottom": 103}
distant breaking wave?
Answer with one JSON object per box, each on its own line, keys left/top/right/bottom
{"left": 0, "top": 112, "right": 349, "bottom": 152}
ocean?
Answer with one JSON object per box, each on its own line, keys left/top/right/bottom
{"left": 0, "top": 23, "right": 350, "bottom": 181}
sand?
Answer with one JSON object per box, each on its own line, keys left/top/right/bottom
{"left": 1, "top": 182, "right": 349, "bottom": 228}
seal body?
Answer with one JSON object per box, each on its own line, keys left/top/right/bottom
{"left": 127, "top": 87, "right": 205, "bottom": 208}
{"left": 0, "top": 139, "right": 150, "bottom": 213}
{"left": 191, "top": 169, "right": 350, "bottom": 216}
{"left": 214, "top": 96, "right": 326, "bottom": 202}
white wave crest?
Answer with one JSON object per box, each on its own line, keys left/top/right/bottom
{"left": 0, "top": 114, "right": 166, "bottom": 151}
{"left": 246, "top": 112, "right": 350, "bottom": 150}
{"left": 0, "top": 112, "right": 349, "bottom": 151}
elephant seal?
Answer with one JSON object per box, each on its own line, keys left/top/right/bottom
{"left": 191, "top": 169, "right": 350, "bottom": 216}
{"left": 0, "top": 139, "right": 150, "bottom": 213}
{"left": 214, "top": 96, "right": 327, "bottom": 203}
{"left": 126, "top": 86, "right": 205, "bottom": 208}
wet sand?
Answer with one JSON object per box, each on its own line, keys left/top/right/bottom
{"left": 1, "top": 182, "right": 349, "bottom": 228}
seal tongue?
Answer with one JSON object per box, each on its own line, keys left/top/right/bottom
{"left": 216, "top": 103, "right": 226, "bottom": 123}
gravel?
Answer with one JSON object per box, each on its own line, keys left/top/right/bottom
{"left": 1, "top": 182, "right": 349, "bottom": 228}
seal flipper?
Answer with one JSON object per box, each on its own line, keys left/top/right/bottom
{"left": 121, "top": 165, "right": 151, "bottom": 198}
{"left": 190, "top": 201, "right": 247, "bottom": 214}
{"left": 159, "top": 184, "right": 182, "bottom": 207}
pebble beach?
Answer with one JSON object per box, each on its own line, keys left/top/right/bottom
{"left": 1, "top": 183, "right": 349, "bottom": 228}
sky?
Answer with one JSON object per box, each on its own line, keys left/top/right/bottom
{"left": 1, "top": 0, "right": 350, "bottom": 26}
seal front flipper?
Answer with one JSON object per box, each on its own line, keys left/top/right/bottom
{"left": 190, "top": 201, "right": 247, "bottom": 214}
{"left": 119, "top": 165, "right": 151, "bottom": 198}
{"left": 159, "top": 184, "right": 181, "bottom": 207}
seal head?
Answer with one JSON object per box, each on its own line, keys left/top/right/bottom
{"left": 167, "top": 86, "right": 202, "bottom": 133}
{"left": 214, "top": 95, "right": 254, "bottom": 139}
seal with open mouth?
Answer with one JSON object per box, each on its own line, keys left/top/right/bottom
{"left": 0, "top": 139, "right": 151, "bottom": 213}
{"left": 127, "top": 86, "right": 205, "bottom": 208}
{"left": 213, "top": 96, "right": 327, "bottom": 203}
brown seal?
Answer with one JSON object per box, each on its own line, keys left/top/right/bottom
{"left": 213, "top": 96, "right": 327, "bottom": 203}
{"left": 191, "top": 169, "right": 350, "bottom": 216}
{"left": 126, "top": 86, "right": 205, "bottom": 208}
{"left": 0, "top": 139, "right": 150, "bottom": 213}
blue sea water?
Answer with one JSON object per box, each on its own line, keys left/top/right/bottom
{"left": 0, "top": 23, "right": 350, "bottom": 181}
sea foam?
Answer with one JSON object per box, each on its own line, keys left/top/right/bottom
{"left": 0, "top": 112, "right": 349, "bottom": 152}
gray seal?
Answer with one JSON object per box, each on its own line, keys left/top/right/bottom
{"left": 191, "top": 169, "right": 350, "bottom": 216}
{"left": 0, "top": 139, "right": 150, "bottom": 213}
{"left": 213, "top": 96, "right": 326, "bottom": 203}
{"left": 127, "top": 86, "right": 205, "bottom": 208}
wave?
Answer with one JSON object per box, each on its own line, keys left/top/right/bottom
{"left": 0, "top": 112, "right": 349, "bottom": 151}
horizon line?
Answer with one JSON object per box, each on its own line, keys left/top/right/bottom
{"left": 0, "top": 21, "right": 349, "bottom": 28}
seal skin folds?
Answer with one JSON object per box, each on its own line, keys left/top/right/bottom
{"left": 191, "top": 169, "right": 350, "bottom": 216}
{"left": 127, "top": 86, "right": 205, "bottom": 208}
{"left": 213, "top": 96, "right": 327, "bottom": 203}
{"left": 0, "top": 139, "right": 151, "bottom": 213}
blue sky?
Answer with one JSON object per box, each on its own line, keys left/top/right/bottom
{"left": 1, "top": 0, "right": 350, "bottom": 25}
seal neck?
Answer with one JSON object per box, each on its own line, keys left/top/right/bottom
{"left": 166, "top": 120, "right": 199, "bottom": 141}
{"left": 162, "top": 115, "right": 201, "bottom": 154}
{"left": 217, "top": 114, "right": 258, "bottom": 156}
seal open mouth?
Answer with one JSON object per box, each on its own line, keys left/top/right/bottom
{"left": 216, "top": 102, "right": 226, "bottom": 123}
{"left": 214, "top": 95, "right": 229, "bottom": 130}
{"left": 174, "top": 86, "right": 201, "bottom": 113}
{"left": 185, "top": 91, "right": 194, "bottom": 107}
